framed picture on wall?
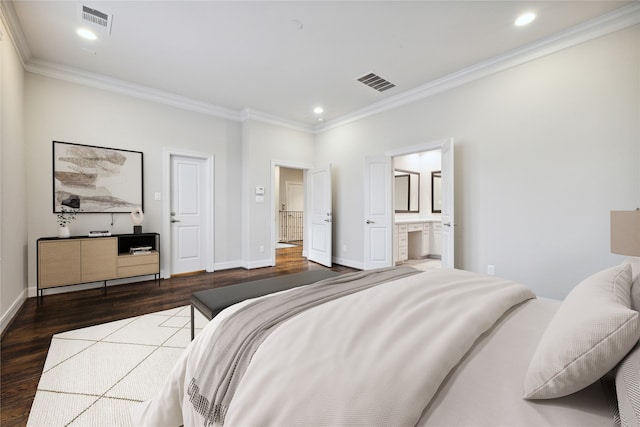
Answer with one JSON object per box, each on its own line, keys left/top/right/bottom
{"left": 52, "top": 141, "right": 144, "bottom": 213}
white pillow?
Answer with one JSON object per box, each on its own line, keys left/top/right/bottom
{"left": 625, "top": 258, "right": 640, "bottom": 310}
{"left": 524, "top": 263, "right": 639, "bottom": 399}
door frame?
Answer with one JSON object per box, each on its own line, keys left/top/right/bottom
{"left": 162, "top": 148, "right": 215, "bottom": 278}
{"left": 270, "top": 160, "right": 314, "bottom": 265}
{"left": 384, "top": 137, "right": 454, "bottom": 267}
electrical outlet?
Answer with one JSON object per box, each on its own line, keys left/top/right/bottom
{"left": 487, "top": 265, "right": 495, "bottom": 276}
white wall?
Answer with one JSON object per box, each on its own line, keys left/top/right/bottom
{"left": 24, "top": 74, "right": 243, "bottom": 293}
{"left": 241, "top": 119, "right": 315, "bottom": 268}
{"left": 316, "top": 25, "right": 640, "bottom": 300}
{"left": 0, "top": 15, "right": 28, "bottom": 332}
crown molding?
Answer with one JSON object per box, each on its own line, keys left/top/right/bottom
{"left": 241, "top": 108, "right": 315, "bottom": 134}
{"left": 3, "top": 0, "right": 638, "bottom": 135}
{"left": 1, "top": 0, "right": 241, "bottom": 122}
{"left": 315, "top": 2, "right": 640, "bottom": 133}
{"left": 26, "top": 59, "right": 243, "bottom": 121}
{"left": 0, "top": 0, "right": 30, "bottom": 67}
{"left": 26, "top": 57, "right": 314, "bottom": 130}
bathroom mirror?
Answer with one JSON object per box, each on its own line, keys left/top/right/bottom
{"left": 394, "top": 169, "right": 420, "bottom": 213}
{"left": 432, "top": 171, "right": 442, "bottom": 213}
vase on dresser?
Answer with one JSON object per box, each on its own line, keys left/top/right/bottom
{"left": 58, "top": 226, "right": 70, "bottom": 238}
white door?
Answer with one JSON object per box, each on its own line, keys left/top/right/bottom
{"left": 170, "top": 155, "right": 207, "bottom": 275}
{"left": 440, "top": 139, "right": 455, "bottom": 268}
{"left": 308, "top": 166, "right": 332, "bottom": 267}
{"left": 364, "top": 156, "right": 393, "bottom": 270}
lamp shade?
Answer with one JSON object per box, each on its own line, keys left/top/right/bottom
{"left": 611, "top": 210, "right": 640, "bottom": 256}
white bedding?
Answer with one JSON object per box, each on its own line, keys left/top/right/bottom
{"left": 419, "top": 298, "right": 615, "bottom": 426}
{"left": 131, "top": 268, "right": 535, "bottom": 426}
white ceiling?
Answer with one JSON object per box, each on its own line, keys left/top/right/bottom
{"left": 3, "top": 1, "right": 638, "bottom": 129}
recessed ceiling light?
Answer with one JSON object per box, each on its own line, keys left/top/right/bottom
{"left": 76, "top": 28, "right": 97, "bottom": 40}
{"left": 313, "top": 106, "right": 324, "bottom": 115}
{"left": 515, "top": 12, "right": 536, "bottom": 27}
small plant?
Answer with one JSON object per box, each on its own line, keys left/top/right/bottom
{"left": 56, "top": 207, "right": 79, "bottom": 227}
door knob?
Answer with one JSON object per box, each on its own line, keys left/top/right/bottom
{"left": 170, "top": 219, "right": 181, "bottom": 223}
{"left": 366, "top": 220, "right": 375, "bottom": 224}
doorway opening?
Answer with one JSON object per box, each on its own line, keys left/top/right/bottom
{"left": 271, "top": 161, "right": 333, "bottom": 268}
{"left": 392, "top": 149, "right": 442, "bottom": 271}
{"left": 363, "top": 138, "right": 453, "bottom": 270}
{"left": 272, "top": 164, "right": 307, "bottom": 266}
{"left": 276, "top": 167, "right": 304, "bottom": 248}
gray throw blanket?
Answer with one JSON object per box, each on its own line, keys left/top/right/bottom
{"left": 187, "top": 266, "right": 420, "bottom": 426}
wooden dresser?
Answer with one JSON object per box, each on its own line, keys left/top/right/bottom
{"left": 37, "top": 233, "right": 160, "bottom": 297}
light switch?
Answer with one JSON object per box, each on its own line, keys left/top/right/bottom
{"left": 154, "top": 192, "right": 161, "bottom": 201}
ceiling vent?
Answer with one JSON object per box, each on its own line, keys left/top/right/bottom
{"left": 79, "top": 5, "right": 113, "bottom": 34}
{"left": 357, "top": 73, "right": 396, "bottom": 92}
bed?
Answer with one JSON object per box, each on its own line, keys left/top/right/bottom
{"left": 131, "top": 261, "right": 640, "bottom": 427}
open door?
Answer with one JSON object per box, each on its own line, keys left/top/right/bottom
{"left": 307, "top": 166, "right": 332, "bottom": 267}
{"left": 363, "top": 156, "right": 393, "bottom": 270}
{"left": 441, "top": 139, "right": 455, "bottom": 268}
{"left": 364, "top": 138, "right": 455, "bottom": 270}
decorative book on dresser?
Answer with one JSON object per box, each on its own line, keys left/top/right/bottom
{"left": 37, "top": 233, "right": 160, "bottom": 297}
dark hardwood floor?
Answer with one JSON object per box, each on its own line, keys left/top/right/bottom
{"left": 0, "top": 245, "right": 356, "bottom": 427}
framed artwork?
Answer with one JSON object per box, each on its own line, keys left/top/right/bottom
{"left": 52, "top": 141, "right": 143, "bottom": 213}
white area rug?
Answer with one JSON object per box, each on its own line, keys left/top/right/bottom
{"left": 27, "top": 306, "right": 208, "bottom": 427}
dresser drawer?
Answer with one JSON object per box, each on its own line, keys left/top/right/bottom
{"left": 117, "top": 251, "right": 159, "bottom": 267}
{"left": 407, "top": 223, "right": 424, "bottom": 232}
{"left": 118, "top": 264, "right": 158, "bottom": 278}
{"left": 117, "top": 252, "right": 159, "bottom": 278}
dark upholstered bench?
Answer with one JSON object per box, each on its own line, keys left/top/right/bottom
{"left": 190, "top": 269, "right": 342, "bottom": 339}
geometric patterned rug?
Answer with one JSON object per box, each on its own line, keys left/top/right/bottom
{"left": 27, "top": 306, "right": 208, "bottom": 426}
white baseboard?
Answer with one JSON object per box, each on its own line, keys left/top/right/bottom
{"left": 213, "top": 260, "right": 245, "bottom": 271}
{"left": 245, "top": 259, "right": 274, "bottom": 270}
{"left": 332, "top": 257, "right": 363, "bottom": 270}
{"left": 1, "top": 288, "right": 27, "bottom": 336}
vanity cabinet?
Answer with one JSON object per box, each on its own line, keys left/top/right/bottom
{"left": 395, "top": 220, "right": 441, "bottom": 262}
{"left": 394, "top": 224, "right": 408, "bottom": 264}
{"left": 430, "top": 223, "right": 442, "bottom": 256}
{"left": 408, "top": 222, "right": 431, "bottom": 259}
{"left": 37, "top": 233, "right": 160, "bottom": 297}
